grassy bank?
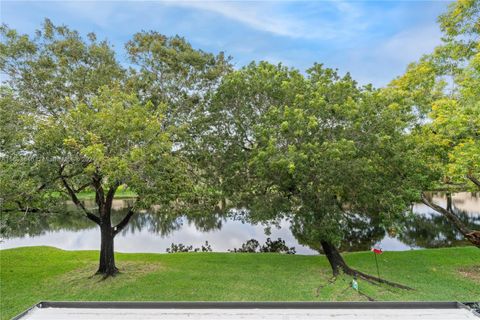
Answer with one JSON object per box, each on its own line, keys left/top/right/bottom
{"left": 77, "top": 186, "right": 137, "bottom": 200}
{"left": 46, "top": 186, "right": 137, "bottom": 201}
{"left": 1, "top": 246, "right": 479, "bottom": 319}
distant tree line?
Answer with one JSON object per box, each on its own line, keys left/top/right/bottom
{"left": 165, "top": 238, "right": 295, "bottom": 254}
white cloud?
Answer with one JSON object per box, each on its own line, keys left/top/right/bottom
{"left": 379, "top": 23, "right": 442, "bottom": 65}
{"left": 170, "top": 2, "right": 297, "bottom": 37}
{"left": 164, "top": 1, "right": 367, "bottom": 40}
{"left": 8, "top": 1, "right": 370, "bottom": 44}
{"left": 334, "top": 22, "right": 443, "bottom": 87}
{"left": 57, "top": 1, "right": 117, "bottom": 28}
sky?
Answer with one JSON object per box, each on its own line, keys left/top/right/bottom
{"left": 1, "top": 0, "right": 451, "bottom": 87}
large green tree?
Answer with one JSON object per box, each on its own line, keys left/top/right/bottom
{"left": 205, "top": 62, "right": 426, "bottom": 287}
{"left": 0, "top": 21, "right": 226, "bottom": 276}
{"left": 126, "top": 31, "right": 232, "bottom": 127}
{"left": 390, "top": 0, "right": 480, "bottom": 246}
{"left": 125, "top": 31, "right": 233, "bottom": 211}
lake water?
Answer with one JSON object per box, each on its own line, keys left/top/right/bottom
{"left": 1, "top": 192, "right": 478, "bottom": 254}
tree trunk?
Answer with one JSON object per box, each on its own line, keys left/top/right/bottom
{"left": 321, "top": 241, "right": 349, "bottom": 276}
{"left": 320, "top": 241, "right": 413, "bottom": 290}
{"left": 64, "top": 175, "right": 131, "bottom": 277}
{"left": 97, "top": 220, "right": 118, "bottom": 276}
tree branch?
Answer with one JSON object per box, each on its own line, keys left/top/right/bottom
{"left": 14, "top": 202, "right": 42, "bottom": 213}
{"left": 92, "top": 172, "right": 105, "bottom": 215}
{"left": 73, "top": 182, "right": 91, "bottom": 194}
{"left": 18, "top": 167, "right": 85, "bottom": 202}
{"left": 467, "top": 174, "right": 480, "bottom": 189}
{"left": 105, "top": 182, "right": 120, "bottom": 214}
{"left": 113, "top": 207, "right": 135, "bottom": 236}
{"left": 421, "top": 192, "right": 480, "bottom": 247}
{"left": 4, "top": 205, "right": 61, "bottom": 214}
{"left": 421, "top": 192, "right": 470, "bottom": 235}
{"left": 61, "top": 175, "right": 100, "bottom": 225}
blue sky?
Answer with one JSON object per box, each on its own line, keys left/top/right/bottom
{"left": 1, "top": 0, "right": 450, "bottom": 86}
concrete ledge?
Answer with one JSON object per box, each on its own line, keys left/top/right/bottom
{"left": 13, "top": 301, "right": 479, "bottom": 320}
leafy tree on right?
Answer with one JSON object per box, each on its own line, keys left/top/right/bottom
{"left": 390, "top": 0, "right": 480, "bottom": 246}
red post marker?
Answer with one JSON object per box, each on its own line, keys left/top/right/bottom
{"left": 371, "top": 247, "right": 382, "bottom": 278}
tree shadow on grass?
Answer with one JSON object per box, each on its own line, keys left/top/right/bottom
{"left": 456, "top": 265, "right": 480, "bottom": 283}
{"left": 53, "top": 261, "right": 164, "bottom": 293}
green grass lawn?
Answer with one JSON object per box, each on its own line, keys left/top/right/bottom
{"left": 46, "top": 186, "right": 137, "bottom": 201}
{"left": 77, "top": 187, "right": 137, "bottom": 200}
{"left": 1, "top": 246, "right": 479, "bottom": 319}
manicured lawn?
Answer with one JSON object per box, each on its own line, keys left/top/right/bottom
{"left": 1, "top": 246, "right": 479, "bottom": 319}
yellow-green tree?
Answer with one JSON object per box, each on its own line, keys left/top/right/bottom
{"left": 390, "top": 0, "right": 480, "bottom": 246}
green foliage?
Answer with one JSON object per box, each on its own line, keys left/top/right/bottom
{"left": 390, "top": 0, "right": 480, "bottom": 191}
{"left": 0, "top": 19, "right": 124, "bottom": 115}
{"left": 0, "top": 20, "right": 227, "bottom": 219}
{"left": 0, "top": 86, "right": 61, "bottom": 211}
{"left": 198, "top": 62, "right": 305, "bottom": 210}
{"left": 1, "top": 3, "right": 478, "bottom": 271}
{"left": 46, "top": 87, "right": 188, "bottom": 208}
{"left": 1, "top": 20, "right": 125, "bottom": 212}
{"left": 438, "top": 0, "right": 479, "bottom": 60}
{"left": 126, "top": 31, "right": 232, "bottom": 127}
{"left": 206, "top": 62, "right": 429, "bottom": 248}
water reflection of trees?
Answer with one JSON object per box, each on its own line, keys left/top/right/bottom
{"left": 339, "top": 217, "right": 386, "bottom": 252}
{"left": 1, "top": 204, "right": 227, "bottom": 240}
{"left": 290, "top": 205, "right": 479, "bottom": 253}
{"left": 399, "top": 207, "right": 480, "bottom": 248}
{"left": 290, "top": 214, "right": 386, "bottom": 253}
{"left": 118, "top": 210, "right": 183, "bottom": 236}
{"left": 2, "top": 198, "right": 479, "bottom": 251}
{"left": 1, "top": 208, "right": 94, "bottom": 239}
{"left": 118, "top": 210, "right": 226, "bottom": 237}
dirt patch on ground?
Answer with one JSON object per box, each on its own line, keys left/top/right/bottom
{"left": 457, "top": 265, "right": 480, "bottom": 283}
{"left": 54, "top": 261, "right": 164, "bottom": 292}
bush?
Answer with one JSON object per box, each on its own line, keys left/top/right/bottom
{"left": 229, "top": 239, "right": 260, "bottom": 253}
{"left": 166, "top": 241, "right": 212, "bottom": 253}
{"left": 229, "top": 238, "right": 295, "bottom": 254}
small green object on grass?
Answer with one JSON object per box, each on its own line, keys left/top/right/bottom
{"left": 352, "top": 279, "right": 359, "bottom": 291}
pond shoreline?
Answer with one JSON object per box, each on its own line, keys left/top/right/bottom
{"left": 2, "top": 192, "right": 478, "bottom": 254}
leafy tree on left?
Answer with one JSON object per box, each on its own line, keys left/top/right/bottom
{"left": 0, "top": 21, "right": 214, "bottom": 276}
